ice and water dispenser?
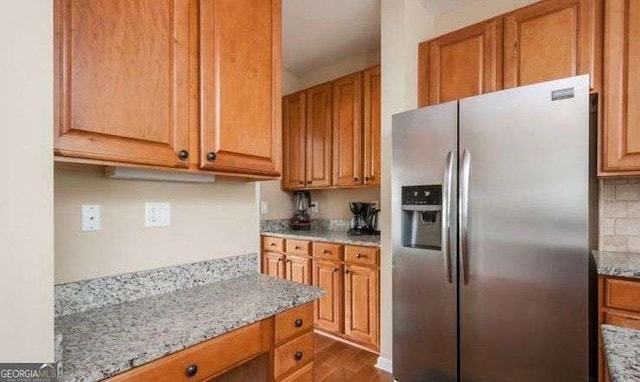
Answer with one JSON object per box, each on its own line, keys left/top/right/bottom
{"left": 401, "top": 185, "right": 443, "bottom": 250}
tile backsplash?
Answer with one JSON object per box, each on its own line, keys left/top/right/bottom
{"left": 600, "top": 178, "right": 640, "bottom": 252}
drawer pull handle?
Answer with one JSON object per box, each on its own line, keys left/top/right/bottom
{"left": 295, "top": 246, "right": 301, "bottom": 250}
{"left": 270, "top": 243, "right": 276, "bottom": 247}
{"left": 294, "top": 351, "right": 304, "bottom": 361}
{"left": 294, "top": 318, "right": 303, "bottom": 327}
{"left": 185, "top": 364, "right": 198, "bottom": 377}
{"left": 323, "top": 249, "right": 329, "bottom": 254}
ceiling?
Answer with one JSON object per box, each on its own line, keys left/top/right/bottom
{"left": 419, "top": 0, "right": 477, "bottom": 15}
{"left": 282, "top": 0, "right": 476, "bottom": 76}
{"left": 283, "top": 0, "right": 381, "bottom": 76}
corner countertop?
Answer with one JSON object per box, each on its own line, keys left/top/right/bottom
{"left": 55, "top": 274, "right": 324, "bottom": 382}
{"left": 601, "top": 324, "right": 640, "bottom": 382}
{"left": 593, "top": 250, "right": 640, "bottom": 280}
{"left": 261, "top": 230, "right": 380, "bottom": 247}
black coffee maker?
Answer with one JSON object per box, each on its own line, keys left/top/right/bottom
{"left": 348, "top": 202, "right": 379, "bottom": 235}
{"left": 291, "top": 191, "right": 311, "bottom": 230}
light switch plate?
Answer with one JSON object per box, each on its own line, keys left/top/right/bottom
{"left": 82, "top": 205, "right": 101, "bottom": 231}
{"left": 145, "top": 203, "right": 170, "bottom": 227}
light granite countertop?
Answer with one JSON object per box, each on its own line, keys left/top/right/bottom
{"left": 261, "top": 229, "right": 380, "bottom": 246}
{"left": 602, "top": 324, "right": 640, "bottom": 382}
{"left": 593, "top": 250, "right": 640, "bottom": 279}
{"left": 55, "top": 274, "right": 324, "bottom": 382}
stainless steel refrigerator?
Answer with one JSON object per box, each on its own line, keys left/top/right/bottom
{"left": 392, "top": 76, "right": 597, "bottom": 382}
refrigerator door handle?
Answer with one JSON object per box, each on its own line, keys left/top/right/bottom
{"left": 459, "top": 149, "right": 471, "bottom": 285}
{"left": 442, "top": 151, "right": 454, "bottom": 283}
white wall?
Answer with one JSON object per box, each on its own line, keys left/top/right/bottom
{"left": 379, "top": 0, "right": 434, "bottom": 367}
{"left": 0, "top": 0, "right": 54, "bottom": 362}
{"left": 55, "top": 164, "right": 260, "bottom": 283}
{"left": 379, "top": 0, "right": 541, "bottom": 370}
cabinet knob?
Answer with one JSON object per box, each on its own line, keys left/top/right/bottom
{"left": 294, "top": 351, "right": 304, "bottom": 361}
{"left": 323, "top": 249, "right": 329, "bottom": 254}
{"left": 277, "top": 258, "right": 282, "bottom": 262}
{"left": 178, "top": 150, "right": 189, "bottom": 160}
{"left": 295, "top": 246, "right": 301, "bottom": 250}
{"left": 333, "top": 267, "right": 339, "bottom": 273}
{"left": 185, "top": 364, "right": 198, "bottom": 377}
{"left": 354, "top": 177, "right": 359, "bottom": 182}
{"left": 345, "top": 269, "right": 351, "bottom": 274}
{"left": 356, "top": 253, "right": 364, "bottom": 259}
{"left": 307, "top": 181, "right": 312, "bottom": 185}
{"left": 298, "top": 181, "right": 304, "bottom": 185}
{"left": 206, "top": 152, "right": 217, "bottom": 162}
{"left": 287, "top": 259, "right": 291, "bottom": 263}
{"left": 365, "top": 177, "right": 370, "bottom": 181}
{"left": 270, "top": 243, "right": 276, "bottom": 247}
{"left": 294, "top": 318, "right": 303, "bottom": 327}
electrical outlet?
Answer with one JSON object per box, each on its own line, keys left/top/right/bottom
{"left": 82, "top": 205, "right": 101, "bottom": 231}
{"left": 310, "top": 202, "right": 319, "bottom": 213}
{"left": 145, "top": 203, "right": 170, "bottom": 227}
{"left": 371, "top": 200, "right": 380, "bottom": 210}
{"left": 260, "top": 201, "right": 269, "bottom": 215}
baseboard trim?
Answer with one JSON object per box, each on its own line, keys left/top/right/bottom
{"left": 375, "top": 356, "right": 393, "bottom": 374}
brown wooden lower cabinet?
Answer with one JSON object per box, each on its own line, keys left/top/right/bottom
{"left": 286, "top": 255, "right": 312, "bottom": 285}
{"left": 107, "top": 303, "right": 315, "bottom": 382}
{"left": 312, "top": 260, "right": 343, "bottom": 333}
{"left": 261, "top": 236, "right": 380, "bottom": 352}
{"left": 263, "top": 252, "right": 285, "bottom": 279}
{"left": 598, "top": 275, "right": 640, "bottom": 381}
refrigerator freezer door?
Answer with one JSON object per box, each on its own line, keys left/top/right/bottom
{"left": 458, "top": 76, "right": 590, "bottom": 382}
{"left": 392, "top": 102, "right": 458, "bottom": 382}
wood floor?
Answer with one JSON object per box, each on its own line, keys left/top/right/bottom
{"left": 314, "top": 333, "right": 394, "bottom": 382}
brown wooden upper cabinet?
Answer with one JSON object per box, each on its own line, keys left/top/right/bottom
{"left": 199, "top": 0, "right": 281, "bottom": 177}
{"left": 54, "top": 0, "right": 282, "bottom": 179}
{"left": 417, "top": 0, "right": 602, "bottom": 107}
{"left": 363, "top": 66, "right": 381, "bottom": 186}
{"left": 600, "top": 0, "right": 640, "bottom": 175}
{"left": 282, "top": 84, "right": 332, "bottom": 190}
{"left": 503, "top": 0, "right": 601, "bottom": 91}
{"left": 282, "top": 92, "right": 307, "bottom": 189}
{"left": 305, "top": 84, "right": 333, "bottom": 188}
{"left": 418, "top": 18, "right": 503, "bottom": 107}
{"left": 281, "top": 66, "right": 380, "bottom": 190}
{"left": 333, "top": 72, "right": 363, "bottom": 187}
{"left": 54, "top": 0, "right": 193, "bottom": 168}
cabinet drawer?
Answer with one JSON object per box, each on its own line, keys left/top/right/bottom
{"left": 107, "top": 320, "right": 271, "bottom": 382}
{"left": 279, "top": 362, "right": 313, "bottom": 382}
{"left": 604, "top": 311, "right": 640, "bottom": 331}
{"left": 313, "top": 242, "right": 342, "bottom": 261}
{"left": 263, "top": 236, "right": 285, "bottom": 253}
{"left": 286, "top": 239, "right": 311, "bottom": 256}
{"left": 605, "top": 278, "right": 640, "bottom": 312}
{"left": 275, "top": 303, "right": 314, "bottom": 345}
{"left": 273, "top": 332, "right": 314, "bottom": 380}
{"left": 345, "top": 245, "right": 379, "bottom": 266}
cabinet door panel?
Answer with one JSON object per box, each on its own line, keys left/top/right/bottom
{"left": 363, "top": 66, "right": 381, "bottom": 186}
{"left": 305, "top": 83, "right": 333, "bottom": 188}
{"left": 344, "top": 265, "right": 379, "bottom": 348}
{"left": 332, "top": 73, "right": 363, "bottom": 187}
{"left": 601, "top": 0, "right": 640, "bottom": 173}
{"left": 418, "top": 19, "right": 502, "bottom": 107}
{"left": 312, "top": 261, "right": 342, "bottom": 333}
{"left": 503, "top": 0, "right": 601, "bottom": 90}
{"left": 54, "top": 0, "right": 191, "bottom": 167}
{"left": 286, "top": 256, "right": 311, "bottom": 285}
{"left": 263, "top": 252, "right": 285, "bottom": 279}
{"left": 282, "top": 92, "right": 307, "bottom": 189}
{"left": 200, "top": 0, "right": 281, "bottom": 176}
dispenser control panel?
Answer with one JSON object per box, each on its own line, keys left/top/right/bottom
{"left": 402, "top": 185, "right": 442, "bottom": 206}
